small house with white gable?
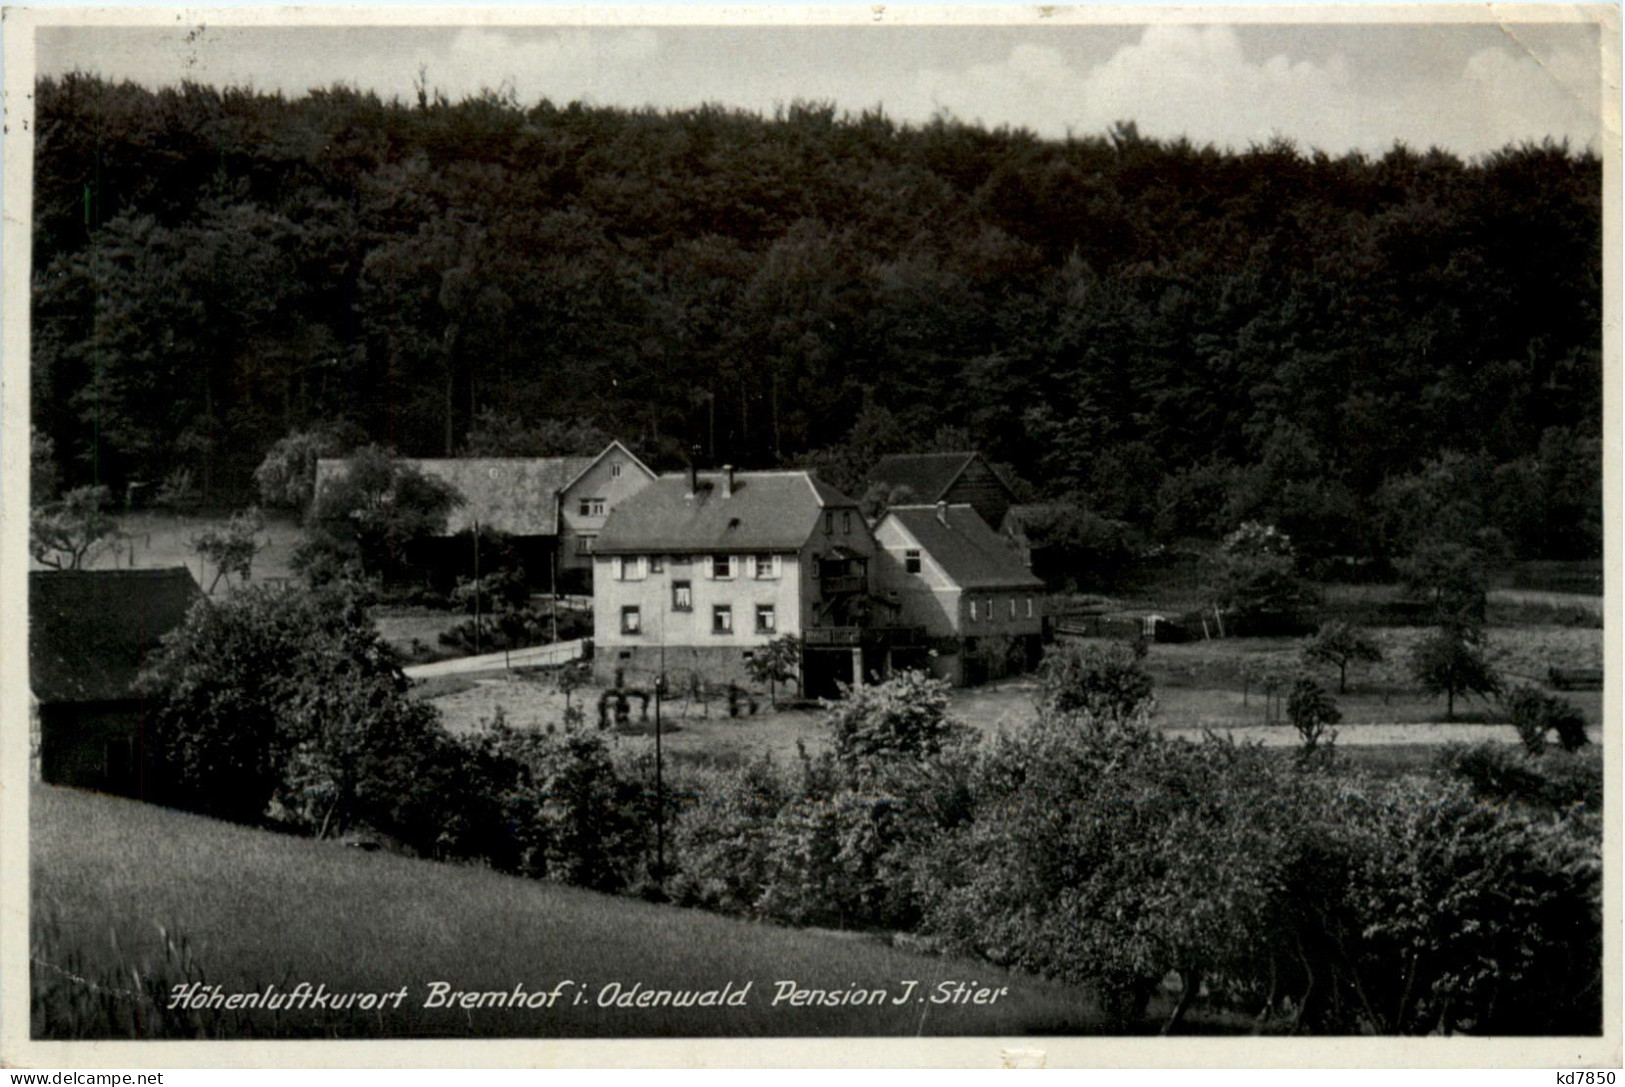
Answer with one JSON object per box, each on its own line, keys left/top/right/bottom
{"left": 872, "top": 503, "right": 1045, "bottom": 686}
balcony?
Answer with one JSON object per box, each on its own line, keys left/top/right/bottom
{"left": 820, "top": 574, "right": 866, "bottom": 596}
{"left": 804, "top": 626, "right": 862, "bottom": 647}
{"left": 803, "top": 625, "right": 927, "bottom": 649}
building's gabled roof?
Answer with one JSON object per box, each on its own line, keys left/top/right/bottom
{"left": 30, "top": 567, "right": 202, "bottom": 704}
{"left": 881, "top": 504, "right": 1046, "bottom": 592}
{"left": 315, "top": 456, "right": 593, "bottom": 536}
{"left": 595, "top": 470, "right": 858, "bottom": 554}
{"left": 865, "top": 452, "right": 978, "bottom": 504}
{"left": 557, "top": 440, "right": 657, "bottom": 497}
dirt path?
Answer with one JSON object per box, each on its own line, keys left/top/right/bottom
{"left": 1165, "top": 722, "right": 1602, "bottom": 747}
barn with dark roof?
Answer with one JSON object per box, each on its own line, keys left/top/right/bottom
{"left": 29, "top": 567, "right": 201, "bottom": 794}
{"left": 312, "top": 441, "right": 654, "bottom": 592}
{"left": 864, "top": 451, "right": 1018, "bottom": 532}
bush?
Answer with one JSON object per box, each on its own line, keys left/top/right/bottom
{"left": 1506, "top": 685, "right": 1589, "bottom": 754}
{"left": 910, "top": 711, "right": 1603, "bottom": 1034}
{"left": 1438, "top": 742, "right": 1602, "bottom": 813}
{"left": 824, "top": 670, "right": 963, "bottom": 767}
{"left": 914, "top": 718, "right": 1285, "bottom": 1032}
{"left": 668, "top": 685, "right": 980, "bottom": 933}
{"left": 668, "top": 755, "right": 794, "bottom": 916}
{"left": 470, "top": 716, "right": 653, "bottom": 894}
{"left": 137, "top": 582, "right": 513, "bottom": 860}
{"left": 1282, "top": 776, "right": 1601, "bottom": 1034}
{"left": 1035, "top": 639, "right": 1154, "bottom": 724}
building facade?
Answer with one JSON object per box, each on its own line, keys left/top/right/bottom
{"left": 555, "top": 441, "right": 658, "bottom": 588}
{"left": 873, "top": 503, "right": 1045, "bottom": 686}
{"left": 590, "top": 468, "right": 884, "bottom": 694}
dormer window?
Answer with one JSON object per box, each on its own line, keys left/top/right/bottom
{"left": 905, "top": 549, "right": 922, "bottom": 574}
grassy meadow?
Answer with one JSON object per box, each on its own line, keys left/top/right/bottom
{"left": 32, "top": 785, "right": 1109, "bottom": 1039}
{"left": 45, "top": 509, "right": 306, "bottom": 587}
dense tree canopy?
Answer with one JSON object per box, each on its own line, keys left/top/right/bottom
{"left": 33, "top": 75, "right": 1601, "bottom": 561}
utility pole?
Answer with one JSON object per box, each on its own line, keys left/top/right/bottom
{"left": 654, "top": 598, "right": 667, "bottom": 889}
{"left": 472, "top": 518, "right": 481, "bottom": 655}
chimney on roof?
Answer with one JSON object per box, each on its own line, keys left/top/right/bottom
{"left": 936, "top": 500, "right": 948, "bottom": 526}
{"left": 688, "top": 460, "right": 699, "bottom": 496}
{"left": 723, "top": 464, "right": 735, "bottom": 498}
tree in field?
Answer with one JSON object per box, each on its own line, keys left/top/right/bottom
{"left": 1208, "top": 522, "right": 1317, "bottom": 634}
{"left": 1036, "top": 639, "right": 1155, "bottom": 724}
{"left": 30, "top": 485, "right": 120, "bottom": 569}
{"left": 253, "top": 423, "right": 363, "bottom": 510}
{"left": 745, "top": 633, "right": 802, "bottom": 707}
{"left": 1301, "top": 621, "right": 1384, "bottom": 693}
{"left": 1286, "top": 677, "right": 1340, "bottom": 765}
{"left": 298, "top": 445, "right": 463, "bottom": 583}
{"left": 1409, "top": 626, "right": 1500, "bottom": 721}
{"left": 190, "top": 507, "right": 265, "bottom": 593}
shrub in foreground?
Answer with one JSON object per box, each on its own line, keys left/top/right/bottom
{"left": 909, "top": 712, "right": 1602, "bottom": 1034}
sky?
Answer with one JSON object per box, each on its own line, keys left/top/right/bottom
{"left": 33, "top": 17, "right": 1608, "bottom": 158}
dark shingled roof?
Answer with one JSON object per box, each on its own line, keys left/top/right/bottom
{"left": 883, "top": 505, "right": 1045, "bottom": 591}
{"left": 865, "top": 452, "right": 978, "bottom": 503}
{"left": 595, "top": 471, "right": 856, "bottom": 553}
{"left": 315, "top": 457, "right": 592, "bottom": 536}
{"left": 30, "top": 568, "right": 202, "bottom": 704}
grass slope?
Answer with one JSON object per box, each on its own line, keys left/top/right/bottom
{"left": 32, "top": 786, "right": 1100, "bottom": 1039}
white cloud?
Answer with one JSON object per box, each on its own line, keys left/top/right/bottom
{"left": 913, "top": 25, "right": 1598, "bottom": 156}
{"left": 1460, "top": 44, "right": 1599, "bottom": 151}
{"left": 358, "top": 28, "right": 663, "bottom": 104}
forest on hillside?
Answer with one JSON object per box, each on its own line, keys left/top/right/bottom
{"left": 30, "top": 74, "right": 1602, "bottom": 564}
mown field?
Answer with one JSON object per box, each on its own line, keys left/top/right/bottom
{"left": 421, "top": 619, "right": 1604, "bottom": 769}
{"left": 32, "top": 785, "right": 1117, "bottom": 1039}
